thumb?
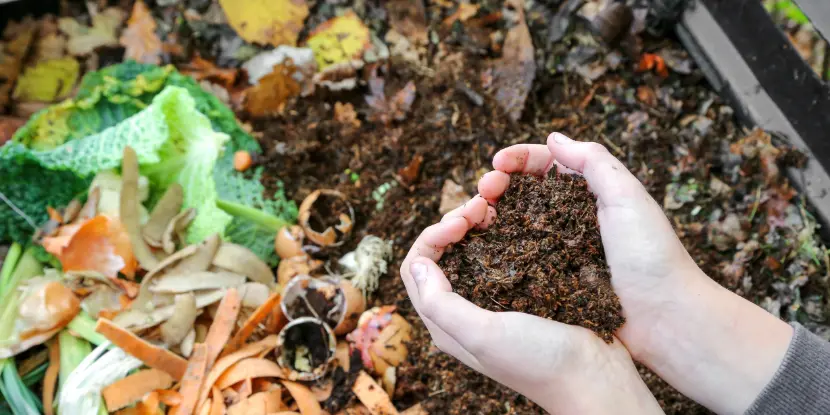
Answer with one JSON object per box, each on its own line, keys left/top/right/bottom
{"left": 409, "top": 258, "right": 492, "bottom": 353}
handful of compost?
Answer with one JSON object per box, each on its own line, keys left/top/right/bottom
{"left": 439, "top": 171, "right": 625, "bottom": 342}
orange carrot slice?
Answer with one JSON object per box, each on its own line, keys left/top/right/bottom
{"left": 43, "top": 338, "right": 60, "bottom": 415}
{"left": 221, "top": 292, "right": 282, "bottom": 357}
{"left": 204, "top": 288, "right": 241, "bottom": 369}
{"left": 176, "top": 343, "right": 209, "bottom": 415}
{"left": 281, "top": 381, "right": 322, "bottom": 415}
{"left": 136, "top": 391, "right": 160, "bottom": 415}
{"left": 195, "top": 335, "right": 278, "bottom": 409}
{"left": 157, "top": 389, "right": 182, "bottom": 406}
{"left": 95, "top": 318, "right": 188, "bottom": 380}
{"left": 209, "top": 386, "right": 225, "bottom": 415}
{"left": 102, "top": 368, "right": 174, "bottom": 411}
{"left": 215, "top": 358, "right": 284, "bottom": 390}
{"left": 352, "top": 371, "right": 399, "bottom": 415}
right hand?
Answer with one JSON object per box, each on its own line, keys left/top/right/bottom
{"left": 478, "top": 133, "right": 793, "bottom": 414}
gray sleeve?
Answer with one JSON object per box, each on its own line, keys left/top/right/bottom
{"left": 745, "top": 323, "right": 830, "bottom": 415}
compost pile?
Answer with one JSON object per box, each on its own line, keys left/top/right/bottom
{"left": 1, "top": 0, "right": 829, "bottom": 414}
{"left": 441, "top": 173, "right": 625, "bottom": 343}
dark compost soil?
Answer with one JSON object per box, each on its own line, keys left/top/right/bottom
{"left": 440, "top": 173, "right": 625, "bottom": 343}
{"left": 247, "top": 4, "right": 828, "bottom": 415}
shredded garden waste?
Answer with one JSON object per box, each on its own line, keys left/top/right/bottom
{"left": 0, "top": 0, "right": 829, "bottom": 414}
{"left": 0, "top": 24, "right": 403, "bottom": 415}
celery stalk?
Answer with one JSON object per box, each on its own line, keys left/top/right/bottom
{"left": 66, "top": 311, "right": 107, "bottom": 346}
{"left": 0, "top": 243, "right": 22, "bottom": 288}
{"left": 216, "top": 199, "right": 290, "bottom": 232}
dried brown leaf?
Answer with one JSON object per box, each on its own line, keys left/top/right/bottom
{"left": 244, "top": 63, "right": 300, "bottom": 117}
{"left": 489, "top": 0, "right": 535, "bottom": 121}
{"left": 120, "top": 1, "right": 162, "bottom": 64}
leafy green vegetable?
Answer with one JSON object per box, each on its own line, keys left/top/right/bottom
{"left": 1, "top": 61, "right": 296, "bottom": 263}
{"left": 767, "top": 0, "right": 809, "bottom": 25}
{"left": 141, "top": 88, "right": 232, "bottom": 243}
{"left": 0, "top": 359, "right": 42, "bottom": 415}
{"left": 20, "top": 362, "right": 47, "bottom": 388}
{"left": 0, "top": 244, "right": 21, "bottom": 286}
{"left": 218, "top": 173, "right": 297, "bottom": 266}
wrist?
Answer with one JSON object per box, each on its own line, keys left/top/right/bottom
{"left": 626, "top": 268, "right": 793, "bottom": 414}
{"left": 536, "top": 334, "right": 662, "bottom": 414}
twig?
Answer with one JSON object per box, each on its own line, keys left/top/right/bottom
{"left": 599, "top": 133, "right": 625, "bottom": 158}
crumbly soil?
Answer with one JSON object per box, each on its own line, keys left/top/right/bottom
{"left": 440, "top": 172, "right": 625, "bottom": 342}
{"left": 285, "top": 285, "right": 342, "bottom": 328}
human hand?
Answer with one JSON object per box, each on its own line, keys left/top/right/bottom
{"left": 400, "top": 191, "right": 662, "bottom": 414}
{"left": 477, "top": 133, "right": 793, "bottom": 414}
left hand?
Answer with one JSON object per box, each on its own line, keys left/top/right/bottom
{"left": 400, "top": 196, "right": 662, "bottom": 414}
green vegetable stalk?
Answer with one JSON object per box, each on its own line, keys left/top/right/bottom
{"left": 65, "top": 311, "right": 107, "bottom": 347}
{"left": 0, "top": 246, "right": 43, "bottom": 344}
{"left": 58, "top": 330, "right": 92, "bottom": 388}
{"left": 0, "top": 359, "right": 43, "bottom": 415}
{"left": 217, "top": 199, "right": 292, "bottom": 232}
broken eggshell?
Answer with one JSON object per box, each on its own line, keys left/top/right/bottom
{"left": 276, "top": 317, "right": 337, "bottom": 381}
{"left": 348, "top": 307, "right": 413, "bottom": 376}
{"left": 277, "top": 255, "right": 322, "bottom": 287}
{"left": 297, "top": 189, "right": 355, "bottom": 247}
{"left": 275, "top": 225, "right": 306, "bottom": 259}
{"left": 280, "top": 275, "right": 365, "bottom": 335}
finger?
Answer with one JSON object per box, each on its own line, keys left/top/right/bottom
{"left": 477, "top": 206, "right": 496, "bottom": 229}
{"left": 409, "top": 258, "right": 493, "bottom": 356}
{"left": 441, "top": 195, "right": 490, "bottom": 228}
{"left": 405, "top": 216, "right": 469, "bottom": 263}
{"left": 492, "top": 144, "right": 555, "bottom": 175}
{"left": 546, "top": 133, "right": 649, "bottom": 207}
{"left": 478, "top": 171, "right": 510, "bottom": 203}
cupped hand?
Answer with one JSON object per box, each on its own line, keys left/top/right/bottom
{"left": 478, "top": 133, "right": 702, "bottom": 356}
{"left": 400, "top": 190, "right": 662, "bottom": 413}
{"left": 478, "top": 133, "right": 793, "bottom": 414}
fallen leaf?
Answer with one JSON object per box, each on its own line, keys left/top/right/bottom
{"left": 181, "top": 56, "right": 240, "bottom": 89}
{"left": 365, "top": 70, "right": 417, "bottom": 125}
{"left": 439, "top": 179, "right": 470, "bottom": 215}
{"left": 636, "top": 85, "right": 656, "bottom": 106}
{"left": 219, "top": 0, "right": 308, "bottom": 46}
{"left": 637, "top": 52, "right": 669, "bottom": 78}
{"left": 388, "top": 0, "right": 429, "bottom": 44}
{"left": 56, "top": 215, "right": 138, "bottom": 279}
{"left": 442, "top": 3, "right": 480, "bottom": 27}
{"left": 244, "top": 62, "right": 301, "bottom": 117}
{"left": 306, "top": 11, "right": 371, "bottom": 70}
{"left": 120, "top": 0, "right": 162, "bottom": 64}
{"left": 398, "top": 154, "right": 423, "bottom": 184}
{"left": 0, "top": 18, "right": 37, "bottom": 111}
{"left": 489, "top": 0, "right": 536, "bottom": 121}
{"left": 242, "top": 46, "right": 316, "bottom": 86}
{"left": 0, "top": 116, "right": 25, "bottom": 144}
{"left": 13, "top": 58, "right": 80, "bottom": 102}
{"left": 59, "top": 8, "right": 125, "bottom": 56}
{"left": 334, "top": 102, "right": 361, "bottom": 128}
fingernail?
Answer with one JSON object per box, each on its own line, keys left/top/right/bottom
{"left": 552, "top": 133, "right": 572, "bottom": 144}
{"left": 411, "top": 262, "right": 427, "bottom": 285}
